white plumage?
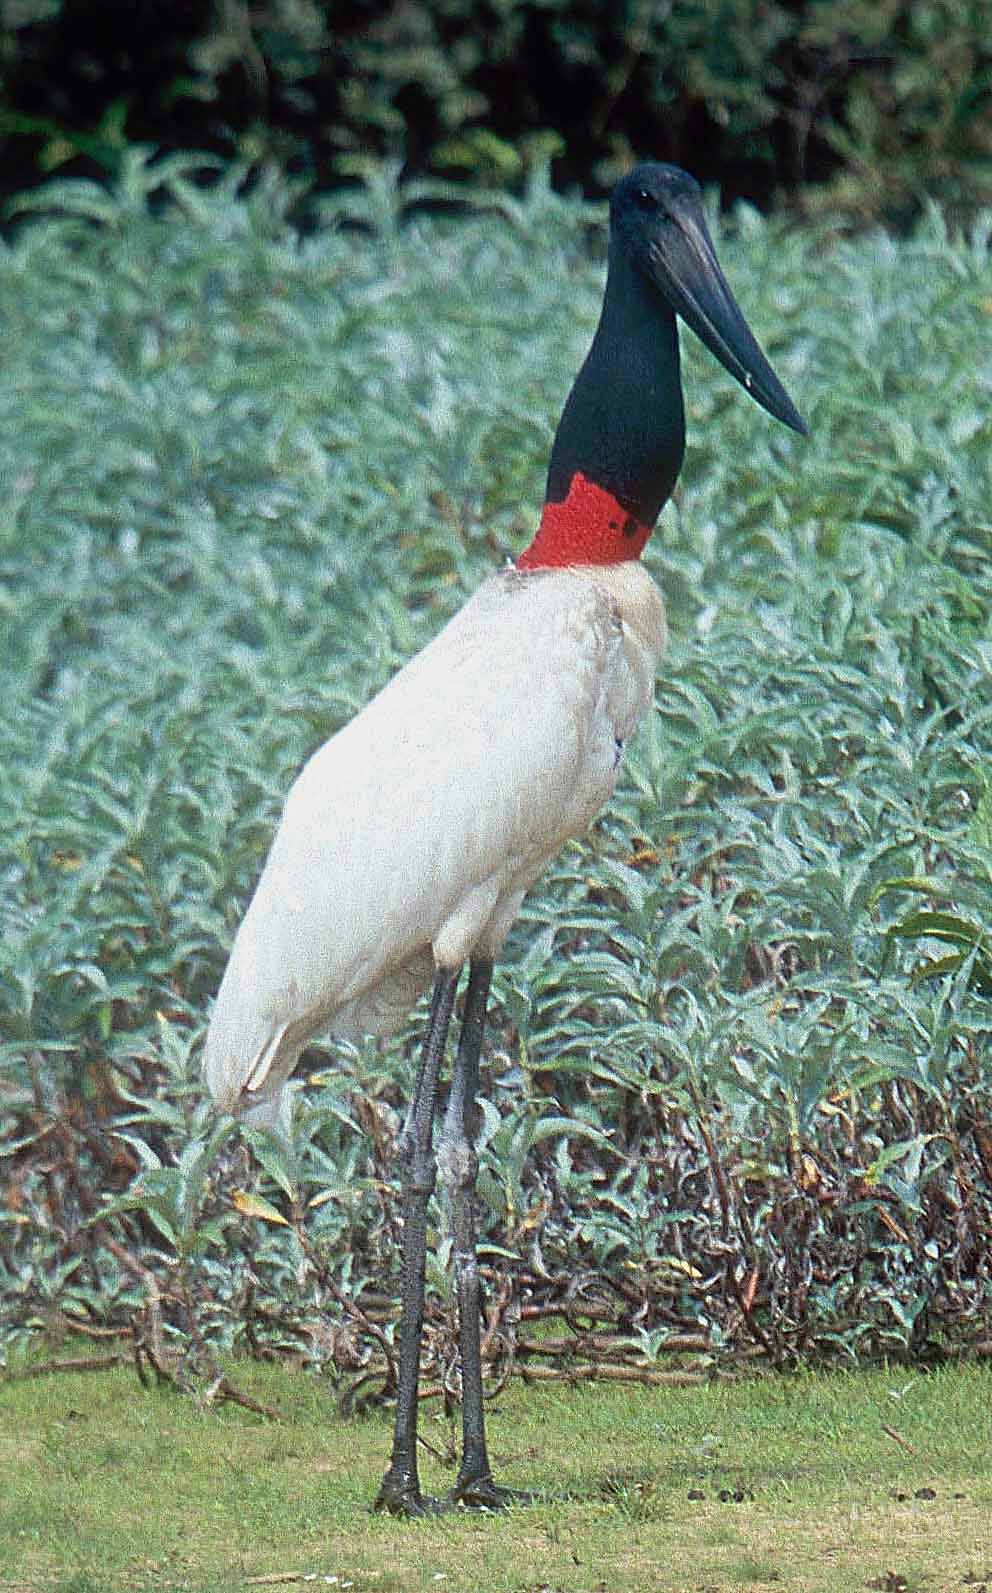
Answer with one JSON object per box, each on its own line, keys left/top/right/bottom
{"left": 204, "top": 558, "right": 666, "bottom": 1121}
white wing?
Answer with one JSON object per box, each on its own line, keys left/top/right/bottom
{"left": 203, "top": 562, "right": 664, "bottom": 1115}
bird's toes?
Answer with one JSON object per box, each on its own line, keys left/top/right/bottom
{"left": 373, "top": 1473, "right": 442, "bottom": 1518}
{"left": 446, "top": 1474, "right": 536, "bottom": 1512}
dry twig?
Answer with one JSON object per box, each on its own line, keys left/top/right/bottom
{"left": 3, "top": 1352, "right": 127, "bottom": 1380}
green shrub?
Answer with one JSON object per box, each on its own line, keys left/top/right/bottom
{"left": 0, "top": 1, "right": 990, "bottom": 223}
{"left": 1, "top": 160, "right": 990, "bottom": 1378}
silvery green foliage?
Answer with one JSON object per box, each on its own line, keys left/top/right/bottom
{"left": 2, "top": 157, "right": 990, "bottom": 1368}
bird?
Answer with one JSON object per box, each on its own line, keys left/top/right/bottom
{"left": 203, "top": 161, "right": 807, "bottom": 1516}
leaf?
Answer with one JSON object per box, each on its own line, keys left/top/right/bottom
{"left": 231, "top": 1190, "right": 290, "bottom": 1226}
{"left": 242, "top": 1124, "right": 298, "bottom": 1200}
{"left": 657, "top": 1256, "right": 705, "bottom": 1280}
{"left": 887, "top": 910, "right": 986, "bottom": 949}
{"left": 526, "top": 1114, "right": 619, "bottom": 1153}
{"left": 864, "top": 1135, "right": 931, "bottom": 1186}
{"left": 869, "top": 876, "right": 958, "bottom": 910}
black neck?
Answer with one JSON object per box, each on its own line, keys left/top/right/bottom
{"left": 545, "top": 243, "right": 686, "bottom": 526}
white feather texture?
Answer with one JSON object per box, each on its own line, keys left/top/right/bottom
{"left": 203, "top": 559, "right": 666, "bottom": 1120}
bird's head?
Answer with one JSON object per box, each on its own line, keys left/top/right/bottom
{"left": 611, "top": 162, "right": 807, "bottom": 436}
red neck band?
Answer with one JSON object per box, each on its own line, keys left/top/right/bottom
{"left": 516, "top": 472, "right": 652, "bottom": 570}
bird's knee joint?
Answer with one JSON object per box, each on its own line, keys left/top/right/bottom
{"left": 453, "top": 1244, "right": 479, "bottom": 1281}
{"left": 437, "top": 1136, "right": 478, "bottom": 1193}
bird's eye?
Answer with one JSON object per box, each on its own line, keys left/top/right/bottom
{"left": 635, "top": 188, "right": 659, "bottom": 211}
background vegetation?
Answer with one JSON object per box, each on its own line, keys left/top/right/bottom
{"left": 1, "top": 0, "right": 991, "bottom": 224}
{"left": 2, "top": 155, "right": 990, "bottom": 1391}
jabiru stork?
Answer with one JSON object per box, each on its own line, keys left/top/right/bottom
{"left": 204, "top": 162, "right": 807, "bottom": 1515}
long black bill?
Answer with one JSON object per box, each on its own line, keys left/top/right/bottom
{"left": 647, "top": 202, "right": 808, "bottom": 436}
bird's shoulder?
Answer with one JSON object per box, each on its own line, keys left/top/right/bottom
{"left": 400, "top": 562, "right": 660, "bottom": 697}
{"left": 288, "top": 562, "right": 664, "bottom": 810}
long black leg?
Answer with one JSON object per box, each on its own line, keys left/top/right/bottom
{"left": 374, "top": 965, "right": 460, "bottom": 1517}
{"left": 438, "top": 956, "right": 532, "bottom": 1509}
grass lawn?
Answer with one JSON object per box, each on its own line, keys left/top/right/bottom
{"left": 2, "top": 1358, "right": 990, "bottom": 1592}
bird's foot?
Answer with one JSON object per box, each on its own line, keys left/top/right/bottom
{"left": 373, "top": 1468, "right": 441, "bottom": 1518}
{"left": 445, "top": 1472, "right": 535, "bottom": 1512}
